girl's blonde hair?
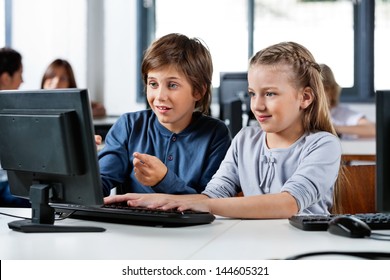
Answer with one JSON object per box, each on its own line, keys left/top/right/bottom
{"left": 249, "top": 42, "right": 345, "bottom": 213}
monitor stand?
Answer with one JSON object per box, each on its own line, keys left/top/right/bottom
{"left": 8, "top": 184, "right": 105, "bottom": 233}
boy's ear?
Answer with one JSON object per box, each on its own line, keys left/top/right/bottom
{"left": 193, "top": 85, "right": 206, "bottom": 101}
{"left": 193, "top": 91, "right": 202, "bottom": 101}
{"left": 300, "top": 87, "right": 314, "bottom": 109}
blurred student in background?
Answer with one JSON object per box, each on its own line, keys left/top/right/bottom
{"left": 41, "top": 58, "right": 106, "bottom": 118}
{"left": 320, "top": 63, "right": 375, "bottom": 139}
{"left": 0, "top": 47, "right": 30, "bottom": 207}
{"left": 0, "top": 47, "right": 23, "bottom": 90}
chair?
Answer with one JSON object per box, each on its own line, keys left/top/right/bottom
{"left": 341, "top": 154, "right": 376, "bottom": 166}
{"left": 331, "top": 155, "right": 376, "bottom": 214}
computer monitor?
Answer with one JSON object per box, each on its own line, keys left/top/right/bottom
{"left": 219, "top": 72, "right": 251, "bottom": 137}
{"left": 375, "top": 90, "right": 390, "bottom": 213}
{"left": 0, "top": 89, "right": 105, "bottom": 232}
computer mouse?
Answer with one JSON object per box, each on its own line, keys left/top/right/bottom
{"left": 328, "top": 215, "right": 371, "bottom": 238}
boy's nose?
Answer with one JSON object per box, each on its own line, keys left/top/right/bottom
{"left": 156, "top": 88, "right": 168, "bottom": 100}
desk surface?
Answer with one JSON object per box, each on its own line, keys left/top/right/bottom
{"left": 1, "top": 208, "right": 389, "bottom": 260}
{"left": 340, "top": 139, "right": 375, "bottom": 155}
{"left": 93, "top": 115, "right": 120, "bottom": 126}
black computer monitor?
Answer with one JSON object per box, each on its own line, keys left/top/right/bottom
{"left": 375, "top": 90, "right": 390, "bottom": 213}
{"left": 218, "top": 72, "right": 250, "bottom": 137}
{"left": 0, "top": 89, "right": 105, "bottom": 232}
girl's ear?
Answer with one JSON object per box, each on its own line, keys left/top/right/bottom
{"left": 300, "top": 87, "right": 314, "bottom": 109}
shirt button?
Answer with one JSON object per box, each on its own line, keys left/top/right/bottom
{"left": 172, "top": 136, "right": 177, "bottom": 142}
{"left": 168, "top": 155, "right": 173, "bottom": 161}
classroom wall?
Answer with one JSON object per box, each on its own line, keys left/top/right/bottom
{"left": 102, "top": 0, "right": 144, "bottom": 115}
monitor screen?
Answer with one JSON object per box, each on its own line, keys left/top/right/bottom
{"left": 376, "top": 90, "right": 390, "bottom": 213}
{"left": 0, "top": 89, "right": 105, "bottom": 232}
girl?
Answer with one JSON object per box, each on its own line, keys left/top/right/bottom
{"left": 99, "top": 33, "right": 231, "bottom": 196}
{"left": 320, "top": 63, "right": 375, "bottom": 139}
{"left": 41, "top": 58, "right": 106, "bottom": 118}
{"left": 104, "top": 41, "right": 342, "bottom": 218}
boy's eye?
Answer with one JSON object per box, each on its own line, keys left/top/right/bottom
{"left": 248, "top": 91, "right": 256, "bottom": 97}
{"left": 168, "top": 82, "right": 178, "bottom": 89}
{"left": 265, "top": 91, "right": 275, "bottom": 97}
{"left": 148, "top": 81, "right": 158, "bottom": 88}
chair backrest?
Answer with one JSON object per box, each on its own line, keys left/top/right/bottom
{"left": 331, "top": 155, "right": 376, "bottom": 214}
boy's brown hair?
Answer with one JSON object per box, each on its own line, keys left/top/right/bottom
{"left": 142, "top": 33, "right": 213, "bottom": 114}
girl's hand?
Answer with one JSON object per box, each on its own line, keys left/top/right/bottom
{"left": 158, "top": 198, "right": 212, "bottom": 213}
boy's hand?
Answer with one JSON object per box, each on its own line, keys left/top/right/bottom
{"left": 133, "top": 152, "right": 168, "bottom": 187}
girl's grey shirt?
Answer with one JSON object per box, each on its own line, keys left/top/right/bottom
{"left": 202, "top": 126, "right": 341, "bottom": 214}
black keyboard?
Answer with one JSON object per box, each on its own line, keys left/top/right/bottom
{"left": 289, "top": 213, "right": 390, "bottom": 231}
{"left": 54, "top": 203, "right": 215, "bottom": 227}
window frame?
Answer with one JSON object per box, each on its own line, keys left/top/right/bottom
{"left": 3, "top": 0, "right": 375, "bottom": 104}
{"left": 138, "top": 0, "right": 376, "bottom": 104}
{"left": 340, "top": 0, "right": 375, "bottom": 103}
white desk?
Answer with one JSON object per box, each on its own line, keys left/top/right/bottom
{"left": 93, "top": 115, "right": 119, "bottom": 140}
{"left": 93, "top": 115, "right": 119, "bottom": 126}
{"left": 340, "top": 139, "right": 375, "bottom": 155}
{"left": 1, "top": 208, "right": 389, "bottom": 260}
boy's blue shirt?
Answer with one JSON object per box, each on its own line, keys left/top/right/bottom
{"left": 0, "top": 180, "right": 31, "bottom": 207}
{"left": 98, "top": 110, "right": 231, "bottom": 196}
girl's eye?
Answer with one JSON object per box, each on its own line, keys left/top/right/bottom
{"left": 59, "top": 76, "right": 69, "bottom": 82}
{"left": 265, "top": 92, "right": 275, "bottom": 97}
{"left": 248, "top": 91, "right": 256, "bottom": 97}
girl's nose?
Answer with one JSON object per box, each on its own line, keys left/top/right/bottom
{"left": 252, "top": 96, "right": 266, "bottom": 111}
{"left": 51, "top": 77, "right": 61, "bottom": 88}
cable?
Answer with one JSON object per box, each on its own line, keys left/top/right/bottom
{"left": 369, "top": 232, "right": 390, "bottom": 241}
{"left": 286, "top": 251, "right": 390, "bottom": 260}
{"left": 0, "top": 210, "right": 75, "bottom": 221}
{"left": 0, "top": 211, "right": 30, "bottom": 220}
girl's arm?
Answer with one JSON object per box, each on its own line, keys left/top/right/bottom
{"left": 162, "top": 192, "right": 299, "bottom": 219}
{"left": 103, "top": 190, "right": 298, "bottom": 219}
{"left": 335, "top": 117, "right": 376, "bottom": 138}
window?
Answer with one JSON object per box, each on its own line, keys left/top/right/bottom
{"left": 0, "top": 0, "right": 5, "bottom": 47}
{"left": 253, "top": 0, "right": 354, "bottom": 88}
{"left": 155, "top": 0, "right": 250, "bottom": 87}
{"left": 7, "top": 0, "right": 87, "bottom": 90}
{"left": 2, "top": 0, "right": 140, "bottom": 116}
{"left": 153, "top": 0, "right": 381, "bottom": 103}
{"left": 375, "top": 0, "right": 390, "bottom": 91}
